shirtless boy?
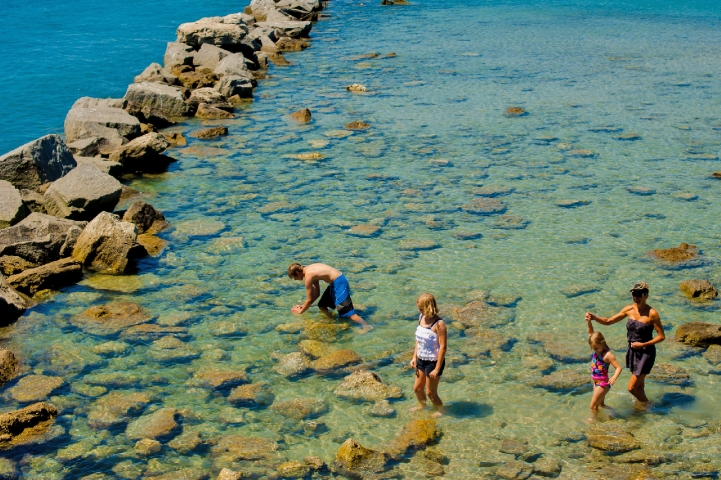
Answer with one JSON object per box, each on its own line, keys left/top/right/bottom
{"left": 287, "top": 262, "right": 372, "bottom": 332}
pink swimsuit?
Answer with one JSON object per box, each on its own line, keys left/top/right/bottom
{"left": 591, "top": 349, "right": 611, "bottom": 388}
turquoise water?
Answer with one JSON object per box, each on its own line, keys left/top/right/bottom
{"left": 3, "top": 0, "right": 721, "bottom": 478}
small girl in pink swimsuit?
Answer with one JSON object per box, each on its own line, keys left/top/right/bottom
{"left": 587, "top": 318, "right": 623, "bottom": 411}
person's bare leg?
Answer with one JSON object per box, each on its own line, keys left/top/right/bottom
{"left": 410, "top": 370, "right": 427, "bottom": 412}
{"left": 426, "top": 375, "right": 445, "bottom": 417}
{"left": 628, "top": 374, "right": 649, "bottom": 403}
{"left": 590, "top": 385, "right": 609, "bottom": 411}
{"left": 319, "top": 307, "right": 335, "bottom": 320}
{"left": 349, "top": 313, "right": 373, "bottom": 332}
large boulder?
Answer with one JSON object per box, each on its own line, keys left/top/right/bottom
{"left": 187, "top": 88, "right": 234, "bottom": 111}
{"left": 122, "top": 201, "right": 167, "bottom": 234}
{"left": 0, "top": 213, "right": 86, "bottom": 264}
{"left": 196, "top": 103, "right": 235, "bottom": 119}
{"left": 193, "top": 43, "right": 232, "bottom": 71}
{"left": 134, "top": 62, "right": 179, "bottom": 86}
{"left": 675, "top": 322, "right": 721, "bottom": 347}
{"left": 680, "top": 279, "right": 718, "bottom": 301}
{"left": 386, "top": 419, "right": 442, "bottom": 458}
{"left": 72, "top": 212, "right": 138, "bottom": 274}
{"left": 270, "top": 397, "right": 327, "bottom": 420}
{"left": 74, "top": 156, "right": 123, "bottom": 177}
{"left": 64, "top": 103, "right": 141, "bottom": 154}
{"left": 43, "top": 165, "right": 122, "bottom": 220}
{"left": 0, "top": 402, "right": 58, "bottom": 450}
{"left": 250, "top": 0, "right": 278, "bottom": 19}
{"left": 214, "top": 53, "right": 253, "bottom": 79}
{"left": 255, "top": 20, "right": 312, "bottom": 39}
{"left": 7, "top": 257, "right": 82, "bottom": 296}
{"left": 588, "top": 425, "right": 641, "bottom": 453}
{"left": 71, "top": 301, "right": 151, "bottom": 337}
{"left": 164, "top": 42, "right": 195, "bottom": 70}
{"left": 108, "top": 132, "right": 171, "bottom": 171}
{"left": 311, "top": 349, "right": 362, "bottom": 374}
{"left": 177, "top": 18, "right": 249, "bottom": 49}
{"left": 335, "top": 438, "right": 389, "bottom": 477}
{"left": 87, "top": 391, "right": 152, "bottom": 428}
{"left": 0, "top": 180, "right": 29, "bottom": 229}
{"left": 266, "top": 8, "right": 296, "bottom": 22}
{"left": 0, "top": 135, "right": 76, "bottom": 190}
{"left": 71, "top": 97, "right": 125, "bottom": 109}
{"left": 277, "top": 0, "right": 322, "bottom": 20}
{"left": 215, "top": 75, "right": 254, "bottom": 99}
{"left": 334, "top": 371, "right": 403, "bottom": 402}
{"left": 123, "top": 82, "right": 194, "bottom": 119}
{"left": 5, "top": 375, "right": 64, "bottom": 402}
{"left": 0, "top": 349, "right": 18, "bottom": 386}
{"left": 126, "top": 408, "right": 179, "bottom": 440}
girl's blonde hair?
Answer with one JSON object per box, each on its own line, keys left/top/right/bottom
{"left": 417, "top": 293, "right": 439, "bottom": 318}
{"left": 589, "top": 332, "right": 609, "bottom": 350}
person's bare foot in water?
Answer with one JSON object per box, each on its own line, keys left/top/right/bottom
{"left": 409, "top": 404, "right": 426, "bottom": 412}
{"left": 360, "top": 324, "right": 374, "bottom": 334}
{"left": 431, "top": 406, "right": 446, "bottom": 417}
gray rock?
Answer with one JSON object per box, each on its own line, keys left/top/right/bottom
{"left": 275, "top": 352, "right": 311, "bottom": 377}
{"left": 43, "top": 165, "right": 122, "bottom": 220}
{"left": 7, "top": 257, "right": 82, "bottom": 296}
{"left": 123, "top": 82, "right": 194, "bottom": 119}
{"left": 675, "top": 322, "right": 721, "bottom": 347}
{"left": 369, "top": 399, "right": 396, "bottom": 418}
{"left": 187, "top": 88, "right": 234, "bottom": 111}
{"left": 193, "top": 43, "right": 232, "bottom": 71}
{"left": 248, "top": 26, "right": 278, "bottom": 42}
{"left": 196, "top": 103, "right": 235, "bottom": 119}
{"left": 533, "top": 457, "right": 562, "bottom": 477}
{"left": 0, "top": 274, "right": 28, "bottom": 324}
{"left": 72, "top": 212, "right": 138, "bottom": 274}
{"left": 223, "top": 12, "right": 255, "bottom": 26}
{"left": 164, "top": 42, "right": 195, "bottom": 70}
{"left": 108, "top": 133, "right": 171, "bottom": 172}
{"left": 528, "top": 369, "right": 591, "bottom": 393}
{"left": 680, "top": 279, "right": 718, "bottom": 301}
{"left": 133, "top": 62, "right": 179, "bottom": 86}
{"left": 0, "top": 180, "right": 29, "bottom": 229}
{"left": 258, "top": 34, "right": 278, "bottom": 53}
{"left": 217, "top": 468, "right": 244, "bottom": 480}
{"left": 255, "top": 20, "right": 312, "bottom": 39}
{"left": 214, "top": 53, "right": 253, "bottom": 79}
{"left": 0, "top": 402, "right": 58, "bottom": 450}
{"left": 67, "top": 137, "right": 102, "bottom": 157}
{"left": 0, "top": 457, "right": 17, "bottom": 479}
{"left": 0, "top": 349, "right": 18, "bottom": 386}
{"left": 0, "top": 135, "right": 77, "bottom": 190}
{"left": 278, "top": 0, "right": 322, "bottom": 19}
{"left": 122, "top": 201, "right": 167, "bottom": 234}
{"left": 5, "top": 374, "right": 64, "bottom": 402}
{"left": 64, "top": 105, "right": 141, "bottom": 155}
{"left": 18, "top": 189, "right": 45, "bottom": 214}
{"left": 215, "top": 75, "right": 254, "bottom": 99}
{"left": 250, "top": 0, "right": 278, "bottom": 19}
{"left": 126, "top": 407, "right": 179, "bottom": 440}
{"left": 71, "top": 97, "right": 125, "bottom": 109}
{"left": 176, "top": 18, "right": 248, "bottom": 48}
{"left": 587, "top": 425, "right": 641, "bottom": 452}
{"left": 266, "top": 8, "right": 296, "bottom": 21}
{"left": 73, "top": 156, "right": 123, "bottom": 178}
{"left": 703, "top": 344, "right": 721, "bottom": 365}
{"left": 496, "top": 461, "right": 533, "bottom": 480}
{"left": 334, "top": 370, "right": 403, "bottom": 402}
{"left": 0, "top": 213, "right": 87, "bottom": 264}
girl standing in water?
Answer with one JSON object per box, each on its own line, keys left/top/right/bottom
{"left": 410, "top": 293, "right": 447, "bottom": 417}
{"left": 586, "top": 282, "right": 665, "bottom": 404}
{"left": 586, "top": 318, "right": 622, "bottom": 410}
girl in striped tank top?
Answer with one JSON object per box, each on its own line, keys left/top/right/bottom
{"left": 410, "top": 293, "right": 447, "bottom": 417}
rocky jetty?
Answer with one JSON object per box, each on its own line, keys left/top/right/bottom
{"left": 0, "top": 135, "right": 76, "bottom": 190}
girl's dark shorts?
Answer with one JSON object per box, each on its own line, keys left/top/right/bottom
{"left": 416, "top": 358, "right": 445, "bottom": 377}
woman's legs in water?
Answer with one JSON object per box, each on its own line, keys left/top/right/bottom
{"left": 590, "top": 384, "right": 610, "bottom": 410}
{"left": 628, "top": 374, "right": 648, "bottom": 402}
{"left": 426, "top": 374, "right": 445, "bottom": 417}
{"left": 410, "top": 369, "right": 427, "bottom": 411}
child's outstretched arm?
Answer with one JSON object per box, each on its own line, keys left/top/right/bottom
{"left": 587, "top": 318, "right": 595, "bottom": 336}
{"left": 604, "top": 351, "right": 623, "bottom": 386}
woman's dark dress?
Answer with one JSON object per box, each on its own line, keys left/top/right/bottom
{"left": 626, "top": 319, "right": 656, "bottom": 375}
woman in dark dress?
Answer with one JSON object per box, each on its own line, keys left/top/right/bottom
{"left": 586, "top": 282, "right": 665, "bottom": 404}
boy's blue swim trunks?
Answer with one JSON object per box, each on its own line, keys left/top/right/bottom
{"left": 318, "top": 274, "right": 356, "bottom": 317}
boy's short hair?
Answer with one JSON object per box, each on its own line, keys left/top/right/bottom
{"left": 288, "top": 263, "right": 303, "bottom": 278}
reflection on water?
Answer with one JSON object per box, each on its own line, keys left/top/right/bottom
{"left": 3, "top": 0, "right": 721, "bottom": 477}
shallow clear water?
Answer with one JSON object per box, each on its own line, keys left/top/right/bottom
{"left": 2, "top": 0, "right": 721, "bottom": 478}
